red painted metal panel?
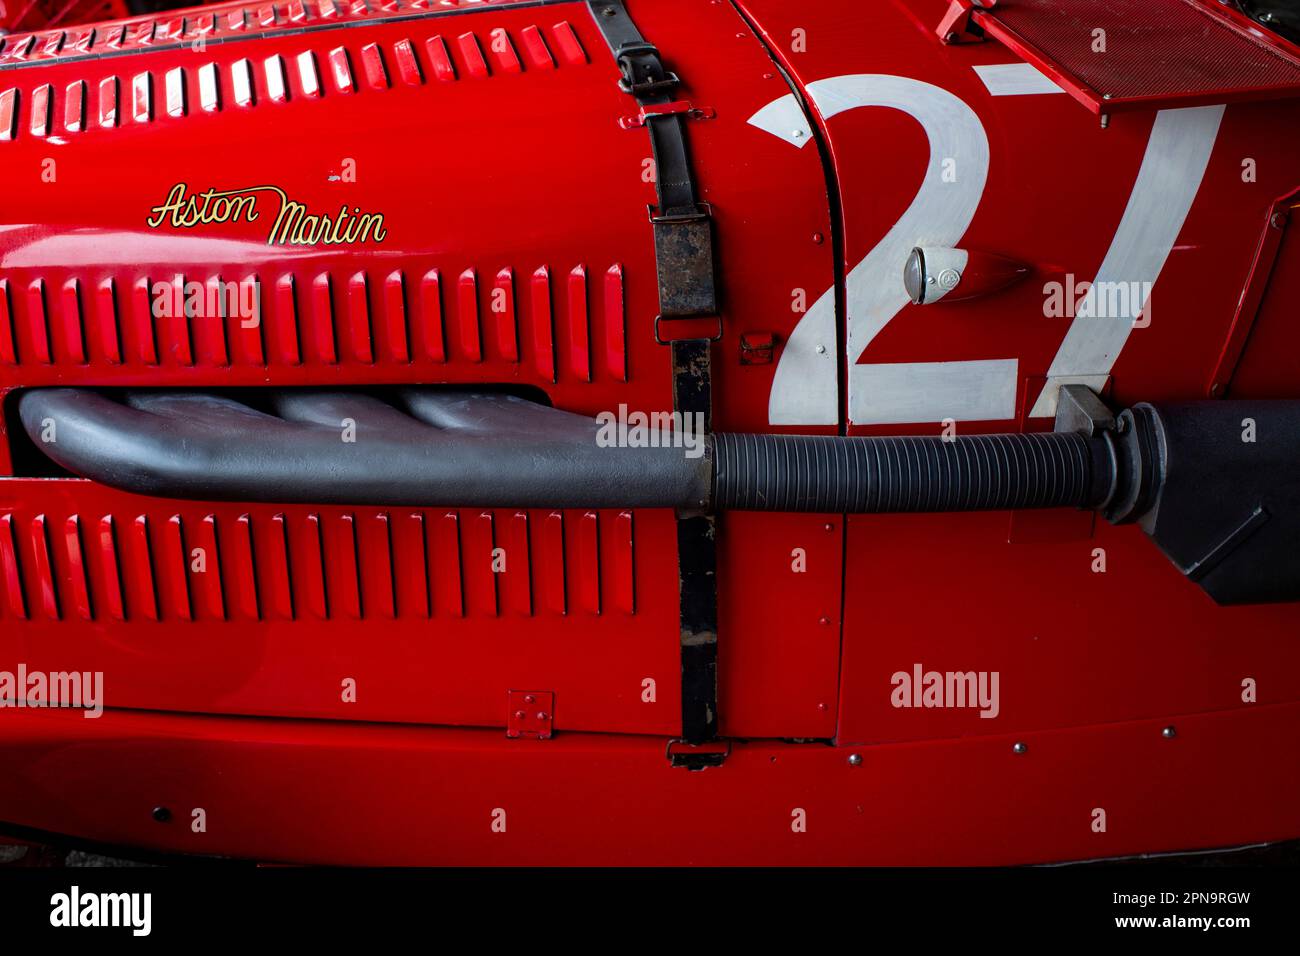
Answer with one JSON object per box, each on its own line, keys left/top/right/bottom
{"left": 358, "top": 512, "right": 395, "bottom": 619}
{"left": 566, "top": 264, "right": 589, "bottom": 383}
{"left": 0, "top": 0, "right": 832, "bottom": 448}
{"left": 1217, "top": 193, "right": 1300, "bottom": 399}
{"left": 393, "top": 39, "right": 423, "bottom": 87}
{"left": 417, "top": 268, "right": 445, "bottom": 363}
{"left": 94, "top": 515, "right": 125, "bottom": 622}
{"left": 261, "top": 513, "right": 295, "bottom": 620}
{"left": 194, "top": 277, "right": 229, "bottom": 367}
{"left": 60, "top": 514, "right": 92, "bottom": 620}
{"left": 493, "top": 267, "right": 518, "bottom": 362}
{"left": 0, "top": 479, "right": 684, "bottom": 735}
{"left": 541, "top": 510, "right": 566, "bottom": 614}
{"left": 0, "top": 281, "right": 16, "bottom": 365}
{"left": 740, "top": 0, "right": 1300, "bottom": 435}
{"left": 456, "top": 268, "right": 482, "bottom": 363}
{"left": 392, "top": 512, "right": 429, "bottom": 619}
{"left": 27, "top": 513, "right": 59, "bottom": 619}
{"left": 504, "top": 511, "right": 532, "bottom": 616}
{"left": 1, "top": 0, "right": 128, "bottom": 36}
{"left": 718, "top": 513, "right": 843, "bottom": 739}
{"left": 190, "top": 514, "right": 227, "bottom": 622}
{"left": 838, "top": 511, "right": 1300, "bottom": 745}
{"left": 160, "top": 513, "right": 192, "bottom": 621}
{"left": 529, "top": 265, "right": 554, "bottom": 382}
{"left": 0, "top": 513, "right": 28, "bottom": 619}
{"left": 519, "top": 24, "right": 555, "bottom": 70}
{"left": 1, "top": 702, "right": 1297, "bottom": 865}
{"left": 92, "top": 277, "right": 121, "bottom": 365}
{"left": 22, "top": 279, "right": 51, "bottom": 364}
{"left": 432, "top": 511, "right": 463, "bottom": 618}
{"left": 126, "top": 514, "right": 159, "bottom": 621}
{"left": 227, "top": 514, "right": 261, "bottom": 621}
{"left": 345, "top": 272, "right": 373, "bottom": 364}
{"left": 973, "top": 0, "right": 1300, "bottom": 115}
{"left": 55, "top": 278, "right": 85, "bottom": 364}
{"left": 267, "top": 273, "right": 297, "bottom": 365}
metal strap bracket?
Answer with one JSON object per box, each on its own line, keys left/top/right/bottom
{"left": 618, "top": 101, "right": 715, "bottom": 130}
{"left": 588, "top": 0, "right": 720, "bottom": 327}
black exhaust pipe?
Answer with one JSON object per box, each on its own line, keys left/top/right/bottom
{"left": 17, "top": 385, "right": 1300, "bottom": 604}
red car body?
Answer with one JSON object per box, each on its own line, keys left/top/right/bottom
{"left": 1, "top": 0, "right": 1298, "bottom": 864}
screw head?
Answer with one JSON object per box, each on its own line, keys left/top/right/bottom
{"left": 1012, "top": 742, "right": 1028, "bottom": 755}
{"left": 152, "top": 806, "right": 171, "bottom": 823}
{"left": 1162, "top": 725, "right": 1177, "bottom": 739}
{"left": 848, "top": 753, "right": 863, "bottom": 766}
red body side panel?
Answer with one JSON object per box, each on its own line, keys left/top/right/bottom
{"left": 2, "top": 702, "right": 1299, "bottom": 865}
{"left": 1, "top": 0, "right": 1298, "bottom": 864}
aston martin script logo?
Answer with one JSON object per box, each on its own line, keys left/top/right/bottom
{"left": 145, "top": 183, "right": 388, "bottom": 246}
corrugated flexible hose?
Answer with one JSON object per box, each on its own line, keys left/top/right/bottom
{"left": 713, "top": 431, "right": 1111, "bottom": 513}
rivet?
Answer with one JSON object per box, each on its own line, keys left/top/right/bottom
{"left": 1012, "top": 742, "right": 1028, "bottom": 754}
{"left": 537, "top": 712, "right": 549, "bottom": 721}
{"left": 514, "top": 710, "right": 526, "bottom": 719}
{"left": 152, "top": 806, "right": 172, "bottom": 823}
{"left": 824, "top": 523, "right": 834, "bottom": 532}
{"left": 817, "top": 702, "right": 828, "bottom": 712}
{"left": 762, "top": 72, "right": 775, "bottom": 80}
{"left": 524, "top": 694, "right": 536, "bottom": 704}
{"left": 847, "top": 753, "right": 863, "bottom": 766}
{"left": 819, "top": 616, "right": 831, "bottom": 625}
{"left": 792, "top": 128, "right": 804, "bottom": 138}
{"left": 816, "top": 344, "right": 827, "bottom": 354}
{"left": 601, "top": 6, "right": 616, "bottom": 16}
{"left": 1103, "top": 93, "right": 1113, "bottom": 100}
{"left": 812, "top": 232, "right": 824, "bottom": 244}
{"left": 1162, "top": 725, "right": 1177, "bottom": 739}
{"left": 1271, "top": 213, "right": 1287, "bottom": 229}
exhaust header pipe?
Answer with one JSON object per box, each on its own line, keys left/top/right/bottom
{"left": 18, "top": 385, "right": 1300, "bottom": 604}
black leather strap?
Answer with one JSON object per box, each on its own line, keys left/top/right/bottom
{"left": 587, "top": 0, "right": 718, "bottom": 320}
{"left": 589, "top": 1, "right": 722, "bottom": 750}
